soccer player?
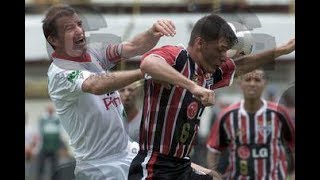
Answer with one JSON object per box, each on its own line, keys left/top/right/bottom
{"left": 206, "top": 69, "right": 295, "bottom": 179}
{"left": 128, "top": 14, "right": 295, "bottom": 179}
{"left": 119, "top": 80, "right": 144, "bottom": 142}
{"left": 43, "top": 4, "right": 176, "bottom": 179}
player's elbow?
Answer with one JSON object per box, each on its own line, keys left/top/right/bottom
{"left": 140, "top": 57, "right": 156, "bottom": 75}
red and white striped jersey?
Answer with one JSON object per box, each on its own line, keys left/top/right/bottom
{"left": 207, "top": 99, "right": 295, "bottom": 180}
{"left": 139, "top": 45, "right": 236, "bottom": 158}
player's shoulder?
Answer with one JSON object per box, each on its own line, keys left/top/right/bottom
{"left": 266, "top": 101, "right": 285, "bottom": 111}
{"left": 219, "top": 102, "right": 241, "bottom": 118}
{"left": 152, "top": 45, "right": 185, "bottom": 54}
{"left": 266, "top": 101, "right": 291, "bottom": 117}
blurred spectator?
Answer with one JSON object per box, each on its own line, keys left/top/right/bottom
{"left": 279, "top": 82, "right": 295, "bottom": 121}
{"left": 278, "top": 82, "right": 295, "bottom": 179}
{"left": 265, "top": 84, "right": 278, "bottom": 102}
{"left": 25, "top": 112, "right": 39, "bottom": 178}
{"left": 119, "top": 80, "right": 143, "bottom": 143}
{"left": 37, "top": 104, "right": 64, "bottom": 180}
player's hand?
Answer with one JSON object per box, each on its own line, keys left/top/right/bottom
{"left": 279, "top": 38, "right": 295, "bottom": 55}
{"left": 191, "top": 85, "right": 216, "bottom": 106}
{"left": 149, "top": 19, "right": 176, "bottom": 38}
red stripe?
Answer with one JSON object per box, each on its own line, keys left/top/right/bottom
{"left": 140, "top": 80, "right": 151, "bottom": 150}
{"left": 162, "top": 60, "right": 189, "bottom": 155}
{"left": 147, "top": 84, "right": 161, "bottom": 149}
{"left": 106, "top": 44, "right": 113, "bottom": 61}
{"left": 146, "top": 153, "right": 158, "bottom": 179}
{"left": 241, "top": 114, "right": 247, "bottom": 144}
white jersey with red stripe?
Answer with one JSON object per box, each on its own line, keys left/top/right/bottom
{"left": 47, "top": 42, "right": 135, "bottom": 179}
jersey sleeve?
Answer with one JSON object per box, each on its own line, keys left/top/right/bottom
{"left": 48, "top": 69, "right": 93, "bottom": 101}
{"left": 141, "top": 45, "right": 183, "bottom": 66}
{"left": 278, "top": 105, "right": 295, "bottom": 152}
{"left": 206, "top": 111, "right": 230, "bottom": 153}
{"left": 212, "top": 58, "right": 236, "bottom": 89}
{"left": 88, "top": 42, "right": 123, "bottom": 70}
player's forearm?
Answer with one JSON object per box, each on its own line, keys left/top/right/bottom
{"left": 121, "top": 30, "right": 160, "bottom": 58}
{"left": 207, "top": 151, "right": 220, "bottom": 170}
{"left": 191, "top": 162, "right": 212, "bottom": 174}
{"left": 234, "top": 46, "right": 290, "bottom": 77}
{"left": 82, "top": 69, "right": 143, "bottom": 95}
{"left": 140, "top": 57, "right": 197, "bottom": 92}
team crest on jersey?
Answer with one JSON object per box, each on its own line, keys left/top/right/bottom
{"left": 257, "top": 125, "right": 272, "bottom": 136}
{"left": 187, "top": 101, "right": 199, "bottom": 119}
{"left": 67, "top": 70, "right": 83, "bottom": 83}
{"left": 204, "top": 73, "right": 213, "bottom": 86}
{"left": 191, "top": 74, "right": 199, "bottom": 84}
{"left": 237, "top": 145, "right": 251, "bottom": 159}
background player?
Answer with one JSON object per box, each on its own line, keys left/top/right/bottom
{"left": 206, "top": 69, "right": 295, "bottom": 179}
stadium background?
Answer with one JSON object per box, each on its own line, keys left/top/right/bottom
{"left": 25, "top": 0, "right": 295, "bottom": 179}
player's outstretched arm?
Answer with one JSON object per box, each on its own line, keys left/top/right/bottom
{"left": 82, "top": 69, "right": 143, "bottom": 95}
{"left": 234, "top": 38, "right": 295, "bottom": 77}
{"left": 121, "top": 19, "right": 176, "bottom": 58}
{"left": 141, "top": 55, "right": 215, "bottom": 106}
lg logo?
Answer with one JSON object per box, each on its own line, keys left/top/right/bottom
{"left": 238, "top": 145, "right": 269, "bottom": 159}
{"left": 252, "top": 147, "right": 268, "bottom": 158}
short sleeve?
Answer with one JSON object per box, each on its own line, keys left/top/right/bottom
{"left": 206, "top": 111, "right": 230, "bottom": 152}
{"left": 212, "top": 58, "right": 236, "bottom": 89}
{"left": 88, "top": 42, "right": 123, "bottom": 70}
{"left": 278, "top": 105, "right": 295, "bottom": 152}
{"left": 141, "top": 45, "right": 183, "bottom": 66}
{"left": 48, "top": 69, "right": 92, "bottom": 102}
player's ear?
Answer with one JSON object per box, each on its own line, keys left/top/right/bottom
{"left": 47, "top": 35, "right": 58, "bottom": 47}
{"left": 194, "top": 37, "right": 203, "bottom": 50}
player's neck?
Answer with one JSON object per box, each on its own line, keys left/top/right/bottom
{"left": 127, "top": 107, "right": 139, "bottom": 122}
{"left": 243, "top": 99, "right": 263, "bottom": 113}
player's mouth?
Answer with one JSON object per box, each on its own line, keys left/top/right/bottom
{"left": 74, "top": 37, "right": 85, "bottom": 46}
{"left": 247, "top": 89, "right": 257, "bottom": 94}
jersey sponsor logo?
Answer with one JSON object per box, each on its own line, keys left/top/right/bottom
{"left": 238, "top": 145, "right": 269, "bottom": 159}
{"left": 102, "top": 96, "right": 121, "bottom": 110}
{"left": 237, "top": 145, "right": 251, "bottom": 159}
{"left": 239, "top": 160, "right": 248, "bottom": 175}
{"left": 67, "top": 70, "right": 83, "bottom": 83}
{"left": 187, "top": 101, "right": 198, "bottom": 119}
{"left": 252, "top": 147, "right": 268, "bottom": 159}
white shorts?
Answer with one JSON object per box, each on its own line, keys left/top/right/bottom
{"left": 74, "top": 141, "right": 139, "bottom": 180}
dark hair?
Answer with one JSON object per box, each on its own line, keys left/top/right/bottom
{"left": 42, "top": 4, "right": 77, "bottom": 48}
{"left": 188, "top": 14, "right": 238, "bottom": 47}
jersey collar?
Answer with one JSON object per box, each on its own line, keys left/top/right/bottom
{"left": 51, "top": 52, "right": 91, "bottom": 62}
